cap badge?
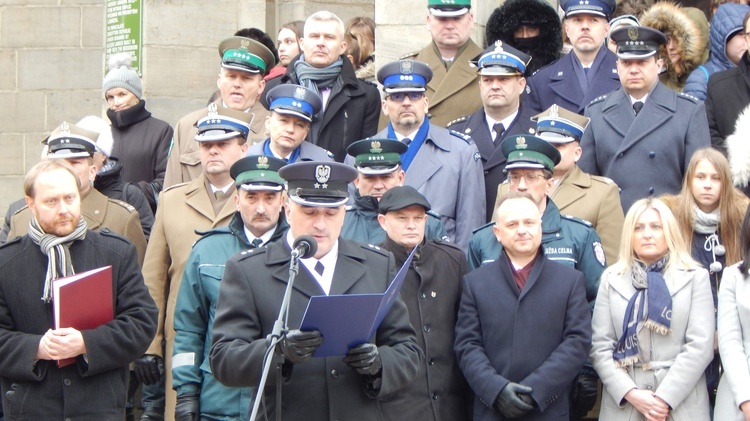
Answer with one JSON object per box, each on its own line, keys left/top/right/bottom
{"left": 207, "top": 102, "right": 218, "bottom": 116}
{"left": 400, "top": 60, "right": 413, "bottom": 75}
{"left": 370, "top": 141, "right": 382, "bottom": 153}
{"left": 257, "top": 155, "right": 269, "bottom": 169}
{"left": 293, "top": 86, "right": 307, "bottom": 100}
{"left": 628, "top": 27, "right": 639, "bottom": 41}
{"left": 550, "top": 104, "right": 559, "bottom": 118}
{"left": 315, "top": 164, "right": 331, "bottom": 189}
{"left": 61, "top": 121, "right": 70, "bottom": 134}
{"left": 516, "top": 136, "right": 528, "bottom": 149}
{"left": 240, "top": 39, "right": 250, "bottom": 50}
{"left": 493, "top": 40, "right": 504, "bottom": 52}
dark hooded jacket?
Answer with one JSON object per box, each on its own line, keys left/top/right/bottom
{"left": 684, "top": 3, "right": 750, "bottom": 100}
{"left": 640, "top": 2, "right": 709, "bottom": 92}
{"left": 485, "top": 0, "right": 562, "bottom": 76}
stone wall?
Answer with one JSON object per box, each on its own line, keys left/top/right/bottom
{"left": 0, "top": 0, "right": 499, "bottom": 214}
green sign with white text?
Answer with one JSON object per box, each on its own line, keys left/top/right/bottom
{"left": 105, "top": 0, "right": 142, "bottom": 75}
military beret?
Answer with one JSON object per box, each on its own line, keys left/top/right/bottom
{"left": 347, "top": 138, "right": 407, "bottom": 175}
{"left": 47, "top": 121, "right": 98, "bottom": 159}
{"left": 195, "top": 103, "right": 254, "bottom": 142}
{"left": 379, "top": 185, "right": 432, "bottom": 214}
{"left": 377, "top": 60, "right": 433, "bottom": 93}
{"left": 428, "top": 0, "right": 471, "bottom": 16}
{"left": 279, "top": 161, "right": 357, "bottom": 207}
{"left": 501, "top": 134, "right": 561, "bottom": 172}
{"left": 470, "top": 40, "right": 531, "bottom": 76}
{"left": 218, "top": 36, "right": 276, "bottom": 75}
{"left": 531, "top": 104, "right": 590, "bottom": 143}
{"left": 265, "top": 84, "right": 322, "bottom": 122}
{"left": 562, "top": 0, "right": 615, "bottom": 18}
{"left": 611, "top": 26, "right": 667, "bottom": 59}
{"left": 230, "top": 155, "right": 286, "bottom": 191}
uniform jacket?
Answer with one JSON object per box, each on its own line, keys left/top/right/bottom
{"left": 108, "top": 99, "right": 173, "bottom": 212}
{"left": 468, "top": 198, "right": 605, "bottom": 307}
{"left": 0, "top": 199, "right": 25, "bottom": 244}
{"left": 209, "top": 238, "right": 422, "bottom": 421}
{"left": 172, "top": 212, "right": 288, "bottom": 420}
{"left": 7, "top": 188, "right": 147, "bottom": 266}
{"left": 579, "top": 82, "right": 711, "bottom": 212}
{"left": 142, "top": 173, "right": 237, "bottom": 419}
{"left": 447, "top": 105, "right": 536, "bottom": 222}
{"left": 341, "top": 192, "right": 448, "bottom": 244}
{"left": 455, "top": 250, "right": 592, "bottom": 420}
{"left": 683, "top": 3, "right": 750, "bottom": 100}
{"left": 590, "top": 266, "right": 714, "bottom": 421}
{"left": 94, "top": 158, "right": 154, "bottom": 240}
{"left": 163, "top": 100, "right": 269, "bottom": 188}
{"left": 715, "top": 263, "right": 750, "bottom": 421}
{"left": 491, "top": 166, "right": 624, "bottom": 264}
{"left": 706, "top": 53, "right": 750, "bottom": 154}
{"left": 525, "top": 47, "right": 620, "bottom": 114}
{"left": 379, "top": 237, "right": 471, "bottom": 421}
{"left": 0, "top": 231, "right": 157, "bottom": 421}
{"left": 246, "top": 138, "right": 334, "bottom": 162}
{"left": 262, "top": 55, "right": 381, "bottom": 162}
{"left": 375, "top": 125, "right": 486, "bottom": 250}
{"left": 407, "top": 40, "right": 484, "bottom": 127}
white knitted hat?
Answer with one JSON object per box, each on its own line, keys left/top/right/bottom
{"left": 102, "top": 53, "right": 142, "bottom": 99}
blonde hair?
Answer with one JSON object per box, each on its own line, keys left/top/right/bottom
{"left": 305, "top": 11, "right": 345, "bottom": 38}
{"left": 612, "top": 197, "right": 698, "bottom": 275}
{"left": 24, "top": 160, "right": 82, "bottom": 198}
{"left": 345, "top": 17, "right": 375, "bottom": 66}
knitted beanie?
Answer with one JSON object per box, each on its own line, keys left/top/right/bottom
{"left": 102, "top": 52, "right": 142, "bottom": 99}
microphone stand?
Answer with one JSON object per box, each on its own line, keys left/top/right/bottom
{"left": 249, "top": 247, "right": 304, "bottom": 421}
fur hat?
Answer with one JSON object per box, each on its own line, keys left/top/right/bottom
{"left": 76, "top": 115, "right": 114, "bottom": 158}
{"left": 102, "top": 53, "right": 142, "bottom": 99}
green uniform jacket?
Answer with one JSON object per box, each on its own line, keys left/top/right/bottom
{"left": 341, "top": 192, "right": 448, "bottom": 244}
{"left": 172, "top": 212, "right": 288, "bottom": 420}
{"left": 468, "top": 198, "right": 605, "bottom": 307}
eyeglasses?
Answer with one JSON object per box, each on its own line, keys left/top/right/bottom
{"left": 387, "top": 92, "right": 424, "bottom": 102}
{"left": 507, "top": 172, "right": 547, "bottom": 185}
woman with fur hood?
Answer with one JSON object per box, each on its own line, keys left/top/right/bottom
{"left": 484, "top": 0, "right": 562, "bottom": 77}
{"left": 640, "top": 2, "right": 710, "bottom": 92}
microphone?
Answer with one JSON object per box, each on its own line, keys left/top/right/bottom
{"left": 291, "top": 235, "right": 318, "bottom": 259}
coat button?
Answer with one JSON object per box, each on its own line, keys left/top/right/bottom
{"left": 649, "top": 187, "right": 655, "bottom": 194}
{"left": 432, "top": 393, "right": 439, "bottom": 400}
{"left": 619, "top": 152, "right": 625, "bottom": 157}
{"left": 484, "top": 170, "right": 489, "bottom": 175}
{"left": 646, "top": 385, "right": 653, "bottom": 390}
{"left": 428, "top": 358, "right": 435, "bottom": 366}
{"left": 63, "top": 378, "right": 71, "bottom": 386}
{"left": 649, "top": 151, "right": 656, "bottom": 158}
{"left": 330, "top": 369, "right": 339, "bottom": 379}
{"left": 419, "top": 292, "right": 426, "bottom": 299}
{"left": 423, "top": 325, "right": 431, "bottom": 333}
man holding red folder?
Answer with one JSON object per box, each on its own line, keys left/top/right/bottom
{"left": 0, "top": 159, "right": 157, "bottom": 420}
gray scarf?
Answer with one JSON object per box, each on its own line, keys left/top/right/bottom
{"left": 692, "top": 204, "right": 720, "bottom": 235}
{"left": 294, "top": 55, "right": 343, "bottom": 95}
{"left": 28, "top": 216, "right": 88, "bottom": 303}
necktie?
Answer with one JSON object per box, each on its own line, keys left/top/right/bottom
{"left": 251, "top": 238, "right": 263, "bottom": 248}
{"left": 403, "top": 138, "right": 412, "bottom": 146}
{"left": 214, "top": 190, "right": 223, "bottom": 199}
{"left": 633, "top": 101, "right": 644, "bottom": 116}
{"left": 314, "top": 261, "right": 325, "bottom": 276}
{"left": 583, "top": 67, "right": 590, "bottom": 75}
{"left": 493, "top": 123, "right": 505, "bottom": 144}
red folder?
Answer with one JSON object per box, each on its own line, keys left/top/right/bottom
{"left": 52, "top": 266, "right": 114, "bottom": 367}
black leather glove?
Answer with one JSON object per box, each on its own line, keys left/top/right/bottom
{"left": 571, "top": 372, "right": 599, "bottom": 419}
{"left": 281, "top": 329, "right": 323, "bottom": 364}
{"left": 133, "top": 354, "right": 164, "bottom": 386}
{"left": 343, "top": 343, "right": 382, "bottom": 376}
{"left": 494, "top": 382, "right": 535, "bottom": 419}
{"left": 174, "top": 393, "right": 200, "bottom": 421}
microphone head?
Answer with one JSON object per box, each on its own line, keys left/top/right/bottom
{"left": 293, "top": 235, "right": 318, "bottom": 259}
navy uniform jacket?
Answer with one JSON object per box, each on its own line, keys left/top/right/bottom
{"left": 246, "top": 139, "right": 334, "bottom": 162}
{"left": 341, "top": 192, "right": 448, "bottom": 244}
{"left": 455, "top": 250, "right": 592, "bottom": 420}
{"left": 468, "top": 198, "right": 605, "bottom": 308}
{"left": 172, "top": 212, "right": 288, "bottom": 420}
{"left": 525, "top": 47, "right": 620, "bottom": 114}
{"left": 375, "top": 125, "right": 486, "bottom": 250}
{"left": 209, "top": 238, "right": 422, "bottom": 421}
{"left": 447, "top": 105, "right": 537, "bottom": 222}
{"left": 578, "top": 82, "right": 711, "bottom": 212}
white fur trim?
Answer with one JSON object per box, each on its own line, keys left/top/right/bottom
{"left": 726, "top": 103, "right": 750, "bottom": 188}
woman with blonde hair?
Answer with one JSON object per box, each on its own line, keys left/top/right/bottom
{"left": 591, "top": 198, "right": 715, "bottom": 420}
{"left": 660, "top": 147, "right": 748, "bottom": 408}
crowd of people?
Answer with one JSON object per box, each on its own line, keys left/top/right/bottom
{"left": 4, "top": 0, "right": 750, "bottom": 420}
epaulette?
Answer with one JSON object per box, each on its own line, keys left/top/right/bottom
{"left": 591, "top": 175, "right": 615, "bottom": 185}
{"left": 163, "top": 182, "right": 189, "bottom": 193}
{"left": 677, "top": 92, "right": 700, "bottom": 103}
{"left": 345, "top": 205, "right": 355, "bottom": 211}
{"left": 432, "top": 236, "right": 461, "bottom": 250}
{"left": 11, "top": 205, "right": 29, "bottom": 216}
{"left": 446, "top": 115, "right": 468, "bottom": 128}
{"left": 427, "top": 210, "right": 442, "bottom": 219}
{"left": 399, "top": 51, "right": 419, "bottom": 60}
{"left": 449, "top": 130, "right": 473, "bottom": 145}
{"left": 98, "top": 227, "right": 131, "bottom": 244}
{"left": 108, "top": 198, "right": 136, "bottom": 213}
{"left": 561, "top": 214, "right": 593, "bottom": 227}
{"left": 472, "top": 221, "right": 495, "bottom": 234}
{"left": 235, "top": 246, "right": 268, "bottom": 261}
{"left": 361, "top": 243, "right": 390, "bottom": 257}
{"left": 588, "top": 95, "right": 608, "bottom": 106}
{"left": 325, "top": 149, "right": 334, "bottom": 159}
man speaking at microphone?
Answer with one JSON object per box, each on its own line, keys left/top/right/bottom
{"left": 209, "top": 161, "right": 422, "bottom": 420}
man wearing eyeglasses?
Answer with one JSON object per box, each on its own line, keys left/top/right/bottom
{"left": 374, "top": 59, "right": 485, "bottom": 250}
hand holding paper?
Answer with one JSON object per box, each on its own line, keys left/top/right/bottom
{"left": 282, "top": 329, "right": 323, "bottom": 364}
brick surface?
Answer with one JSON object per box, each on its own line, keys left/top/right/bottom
{"left": 0, "top": 92, "right": 46, "bottom": 133}
{"left": 141, "top": 46, "right": 218, "bottom": 97}
{"left": 83, "top": 5, "right": 105, "bottom": 48}
{"left": 0, "top": 134, "right": 25, "bottom": 176}
{"left": 0, "top": 50, "right": 16, "bottom": 91}
{"left": 19, "top": 49, "right": 103, "bottom": 90}
{"left": 1, "top": 7, "right": 82, "bottom": 48}
{"left": 47, "top": 90, "right": 103, "bottom": 130}
{"left": 144, "top": 1, "right": 241, "bottom": 47}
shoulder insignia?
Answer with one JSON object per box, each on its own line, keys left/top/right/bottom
{"left": 446, "top": 115, "right": 468, "bottom": 128}
{"left": 591, "top": 175, "right": 615, "bottom": 185}
{"left": 561, "top": 214, "right": 593, "bottom": 227}
{"left": 677, "top": 92, "right": 699, "bottom": 103}
{"left": 449, "top": 130, "right": 473, "bottom": 145}
{"left": 426, "top": 210, "right": 442, "bottom": 219}
{"left": 11, "top": 205, "right": 29, "bottom": 216}
{"left": 163, "top": 182, "right": 189, "bottom": 193}
{"left": 237, "top": 246, "right": 267, "bottom": 260}
{"left": 399, "top": 51, "right": 419, "bottom": 60}
{"left": 325, "top": 149, "right": 334, "bottom": 158}
{"left": 108, "top": 199, "right": 136, "bottom": 213}
{"left": 345, "top": 205, "right": 355, "bottom": 211}
{"left": 360, "top": 243, "right": 389, "bottom": 257}
{"left": 98, "top": 228, "right": 131, "bottom": 244}
{"left": 525, "top": 85, "right": 532, "bottom": 95}
{"left": 593, "top": 241, "right": 606, "bottom": 267}
{"left": 589, "top": 95, "right": 607, "bottom": 106}
{"left": 472, "top": 221, "right": 496, "bottom": 234}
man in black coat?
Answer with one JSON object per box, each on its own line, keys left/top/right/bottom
{"left": 261, "top": 11, "right": 381, "bottom": 162}
{"left": 210, "top": 161, "right": 421, "bottom": 421}
{"left": 0, "top": 159, "right": 157, "bottom": 421}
